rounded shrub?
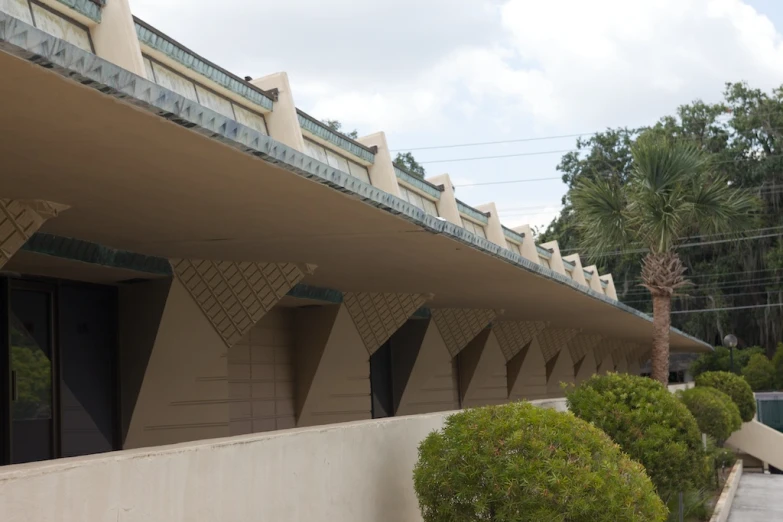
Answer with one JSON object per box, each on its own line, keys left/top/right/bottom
{"left": 413, "top": 402, "right": 667, "bottom": 522}
{"left": 678, "top": 387, "right": 742, "bottom": 443}
{"left": 695, "top": 371, "right": 756, "bottom": 422}
{"left": 742, "top": 353, "right": 775, "bottom": 391}
{"left": 566, "top": 373, "right": 706, "bottom": 497}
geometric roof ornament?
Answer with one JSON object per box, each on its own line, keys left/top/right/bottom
{"left": 1, "top": 198, "right": 68, "bottom": 270}
{"left": 343, "top": 292, "right": 430, "bottom": 355}
{"left": 431, "top": 308, "right": 498, "bottom": 358}
{"left": 493, "top": 320, "right": 548, "bottom": 361}
{"left": 171, "top": 259, "right": 311, "bottom": 347}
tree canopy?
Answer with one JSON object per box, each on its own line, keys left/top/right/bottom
{"left": 542, "top": 82, "right": 783, "bottom": 353}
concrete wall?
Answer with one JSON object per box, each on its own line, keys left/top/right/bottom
{"left": 0, "top": 400, "right": 568, "bottom": 522}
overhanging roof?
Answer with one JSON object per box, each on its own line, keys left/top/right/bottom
{"left": 0, "top": 14, "right": 709, "bottom": 353}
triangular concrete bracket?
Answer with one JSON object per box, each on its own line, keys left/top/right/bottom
{"left": 0, "top": 198, "right": 68, "bottom": 269}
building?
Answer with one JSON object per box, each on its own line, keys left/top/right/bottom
{"left": 0, "top": 0, "right": 708, "bottom": 470}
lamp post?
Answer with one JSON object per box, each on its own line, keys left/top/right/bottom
{"left": 723, "top": 334, "right": 738, "bottom": 373}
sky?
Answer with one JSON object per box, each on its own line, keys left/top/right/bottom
{"left": 131, "top": 0, "right": 783, "bottom": 233}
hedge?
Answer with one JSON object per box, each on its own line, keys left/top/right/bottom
{"left": 413, "top": 402, "right": 667, "bottom": 521}
{"left": 695, "top": 371, "right": 756, "bottom": 422}
{"left": 678, "top": 386, "right": 742, "bottom": 443}
{"left": 566, "top": 373, "right": 707, "bottom": 497}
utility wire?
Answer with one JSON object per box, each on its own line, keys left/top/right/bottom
{"left": 623, "top": 289, "right": 782, "bottom": 305}
{"left": 620, "top": 277, "right": 783, "bottom": 297}
{"left": 670, "top": 303, "right": 783, "bottom": 314}
{"left": 420, "top": 149, "right": 576, "bottom": 165}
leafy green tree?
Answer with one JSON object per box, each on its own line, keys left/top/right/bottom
{"left": 570, "top": 134, "right": 757, "bottom": 382}
{"left": 322, "top": 119, "right": 359, "bottom": 139}
{"left": 742, "top": 353, "right": 775, "bottom": 391}
{"left": 772, "top": 343, "right": 783, "bottom": 389}
{"left": 544, "top": 83, "right": 783, "bottom": 354}
{"left": 413, "top": 401, "right": 667, "bottom": 521}
{"left": 690, "top": 346, "right": 764, "bottom": 376}
{"left": 394, "top": 152, "right": 426, "bottom": 178}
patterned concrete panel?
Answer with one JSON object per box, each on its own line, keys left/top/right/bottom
{"left": 343, "top": 292, "right": 428, "bottom": 355}
{"left": 431, "top": 308, "right": 498, "bottom": 358}
{"left": 536, "top": 327, "right": 580, "bottom": 364}
{"left": 566, "top": 333, "right": 603, "bottom": 368}
{"left": 171, "top": 259, "right": 307, "bottom": 348}
{"left": 0, "top": 198, "right": 67, "bottom": 269}
{"left": 493, "top": 320, "right": 549, "bottom": 362}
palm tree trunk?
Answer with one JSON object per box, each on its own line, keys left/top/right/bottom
{"left": 651, "top": 294, "right": 672, "bottom": 384}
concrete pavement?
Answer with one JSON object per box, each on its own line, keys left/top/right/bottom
{"left": 727, "top": 473, "right": 783, "bottom": 521}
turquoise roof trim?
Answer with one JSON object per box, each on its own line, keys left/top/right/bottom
{"left": 134, "top": 18, "right": 274, "bottom": 112}
{"left": 297, "top": 110, "right": 375, "bottom": 164}
{"left": 22, "top": 233, "right": 172, "bottom": 275}
{"left": 0, "top": 14, "right": 707, "bottom": 352}
{"left": 456, "top": 199, "right": 489, "bottom": 225}
{"left": 502, "top": 226, "right": 524, "bottom": 245}
{"left": 537, "top": 245, "right": 553, "bottom": 259}
{"left": 57, "top": 0, "right": 102, "bottom": 23}
{"left": 563, "top": 259, "right": 575, "bottom": 271}
{"left": 286, "top": 284, "right": 343, "bottom": 304}
{"left": 394, "top": 165, "right": 442, "bottom": 199}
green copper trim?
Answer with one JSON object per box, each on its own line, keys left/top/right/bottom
{"left": 394, "top": 165, "right": 442, "bottom": 199}
{"left": 0, "top": 14, "right": 707, "bottom": 351}
{"left": 536, "top": 245, "right": 553, "bottom": 260}
{"left": 286, "top": 284, "right": 343, "bottom": 304}
{"left": 297, "top": 110, "right": 375, "bottom": 164}
{"left": 456, "top": 199, "right": 489, "bottom": 225}
{"left": 22, "top": 233, "right": 172, "bottom": 275}
{"left": 563, "top": 259, "right": 575, "bottom": 271}
{"left": 56, "top": 0, "right": 102, "bottom": 23}
{"left": 502, "top": 226, "right": 524, "bottom": 245}
{"left": 412, "top": 307, "right": 432, "bottom": 319}
{"left": 134, "top": 18, "right": 274, "bottom": 112}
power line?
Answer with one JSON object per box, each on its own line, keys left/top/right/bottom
{"left": 620, "top": 276, "right": 783, "bottom": 297}
{"left": 390, "top": 132, "right": 594, "bottom": 152}
{"left": 420, "top": 149, "right": 576, "bottom": 165}
{"left": 671, "top": 303, "right": 783, "bottom": 314}
{"left": 583, "top": 232, "right": 783, "bottom": 260}
{"left": 623, "top": 289, "right": 782, "bottom": 305}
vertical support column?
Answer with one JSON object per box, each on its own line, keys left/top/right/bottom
{"left": 457, "top": 329, "right": 508, "bottom": 408}
{"left": 562, "top": 254, "right": 588, "bottom": 286}
{"left": 475, "top": 202, "right": 505, "bottom": 247}
{"left": 568, "top": 333, "right": 602, "bottom": 384}
{"left": 251, "top": 72, "right": 306, "bottom": 152}
{"left": 295, "top": 293, "right": 428, "bottom": 426}
{"left": 583, "top": 265, "right": 605, "bottom": 293}
{"left": 601, "top": 274, "right": 618, "bottom": 300}
{"left": 513, "top": 224, "right": 540, "bottom": 263}
{"left": 426, "top": 174, "right": 461, "bottom": 225}
{"left": 494, "top": 320, "right": 548, "bottom": 400}
{"left": 357, "top": 132, "right": 400, "bottom": 196}
{"left": 539, "top": 241, "right": 566, "bottom": 274}
{"left": 391, "top": 318, "right": 460, "bottom": 416}
{"left": 91, "top": 0, "right": 146, "bottom": 77}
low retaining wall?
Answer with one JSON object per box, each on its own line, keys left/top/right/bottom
{"left": 710, "top": 460, "right": 743, "bottom": 522}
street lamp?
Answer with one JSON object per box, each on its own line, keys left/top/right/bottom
{"left": 723, "top": 334, "right": 738, "bottom": 373}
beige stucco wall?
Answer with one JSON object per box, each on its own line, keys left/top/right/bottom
{"left": 358, "top": 132, "right": 400, "bottom": 196}
{"left": 394, "top": 319, "right": 459, "bottom": 416}
{"left": 539, "top": 240, "right": 566, "bottom": 275}
{"left": 123, "top": 278, "right": 229, "bottom": 449}
{"left": 91, "top": 0, "right": 146, "bottom": 77}
{"left": 426, "top": 174, "right": 461, "bottom": 225}
{"left": 513, "top": 224, "right": 539, "bottom": 263}
{"left": 251, "top": 72, "right": 306, "bottom": 152}
{"left": 294, "top": 304, "right": 371, "bottom": 427}
{"left": 458, "top": 330, "right": 508, "bottom": 408}
{"left": 475, "top": 202, "right": 505, "bottom": 247}
{"left": 562, "top": 254, "right": 587, "bottom": 286}
{"left": 228, "top": 308, "right": 296, "bottom": 435}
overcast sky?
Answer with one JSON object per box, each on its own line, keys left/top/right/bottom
{"left": 131, "top": 0, "right": 783, "bottom": 232}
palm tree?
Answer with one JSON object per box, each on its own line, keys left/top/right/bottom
{"left": 571, "top": 135, "right": 758, "bottom": 383}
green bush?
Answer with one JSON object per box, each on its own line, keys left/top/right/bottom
{"left": 695, "top": 371, "right": 756, "bottom": 422}
{"left": 742, "top": 353, "right": 775, "bottom": 391}
{"left": 678, "top": 387, "right": 742, "bottom": 443}
{"left": 413, "top": 402, "right": 667, "bottom": 522}
{"left": 690, "top": 346, "right": 764, "bottom": 377}
{"left": 772, "top": 344, "right": 783, "bottom": 390}
{"left": 566, "top": 373, "right": 706, "bottom": 497}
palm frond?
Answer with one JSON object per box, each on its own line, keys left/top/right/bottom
{"left": 685, "top": 176, "right": 760, "bottom": 238}
{"left": 570, "top": 177, "right": 631, "bottom": 259}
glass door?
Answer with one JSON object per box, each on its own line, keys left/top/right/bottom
{"left": 9, "top": 285, "right": 55, "bottom": 464}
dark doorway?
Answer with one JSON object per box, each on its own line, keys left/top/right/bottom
{"left": 370, "top": 340, "right": 394, "bottom": 419}
{"left": 1, "top": 278, "right": 118, "bottom": 466}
